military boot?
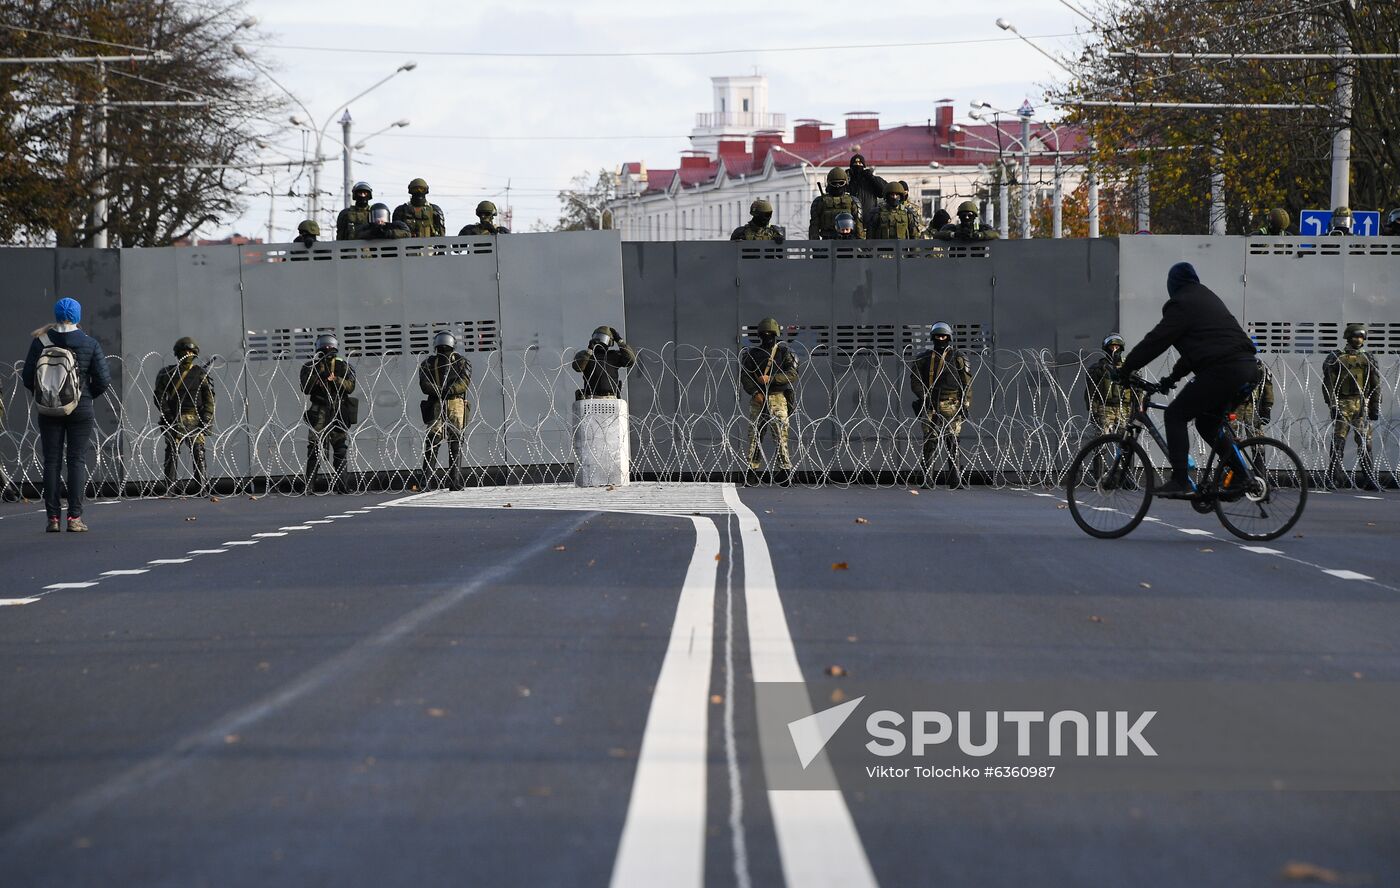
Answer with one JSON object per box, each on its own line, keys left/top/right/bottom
{"left": 447, "top": 446, "right": 464, "bottom": 491}
{"left": 421, "top": 455, "right": 440, "bottom": 491}
{"left": 947, "top": 439, "right": 968, "bottom": 489}
{"left": 1326, "top": 443, "right": 1347, "bottom": 490}
{"left": 161, "top": 446, "right": 179, "bottom": 497}
{"left": 192, "top": 444, "right": 208, "bottom": 496}
{"left": 332, "top": 455, "right": 351, "bottom": 495}
{"left": 920, "top": 440, "right": 938, "bottom": 489}
{"left": 1356, "top": 448, "right": 1381, "bottom": 492}
{"left": 302, "top": 454, "right": 321, "bottom": 495}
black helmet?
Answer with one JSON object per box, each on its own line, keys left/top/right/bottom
{"left": 590, "top": 325, "right": 614, "bottom": 348}
{"left": 315, "top": 332, "right": 338, "bottom": 353}
{"left": 1344, "top": 323, "right": 1366, "bottom": 342}
{"left": 174, "top": 336, "right": 199, "bottom": 358}
{"left": 352, "top": 180, "right": 372, "bottom": 201}
{"left": 835, "top": 212, "right": 856, "bottom": 234}
{"left": 432, "top": 330, "right": 456, "bottom": 351}
{"left": 1103, "top": 333, "right": 1125, "bottom": 351}
{"left": 930, "top": 322, "right": 953, "bottom": 349}
{"left": 370, "top": 202, "right": 391, "bottom": 224}
{"left": 1385, "top": 208, "right": 1400, "bottom": 230}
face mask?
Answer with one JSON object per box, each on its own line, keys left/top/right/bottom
{"left": 753, "top": 213, "right": 772, "bottom": 227}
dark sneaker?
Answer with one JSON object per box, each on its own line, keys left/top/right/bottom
{"left": 67, "top": 516, "right": 89, "bottom": 532}
{"left": 46, "top": 517, "right": 61, "bottom": 533}
{"left": 1153, "top": 478, "right": 1195, "bottom": 499}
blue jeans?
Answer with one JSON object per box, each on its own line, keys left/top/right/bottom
{"left": 38, "top": 404, "right": 95, "bottom": 519}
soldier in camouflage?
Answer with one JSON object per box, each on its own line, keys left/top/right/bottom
{"left": 572, "top": 326, "right": 637, "bottom": 399}
{"left": 354, "top": 203, "right": 412, "bottom": 239}
{"left": 1328, "top": 206, "right": 1354, "bottom": 236}
{"left": 336, "top": 181, "right": 374, "bottom": 240}
{"left": 740, "top": 317, "right": 799, "bottom": 480}
{"left": 866, "top": 182, "right": 920, "bottom": 239}
{"left": 910, "top": 322, "right": 972, "bottom": 488}
{"left": 293, "top": 220, "right": 320, "bottom": 247}
{"left": 897, "top": 181, "right": 926, "bottom": 237}
{"left": 393, "top": 178, "right": 446, "bottom": 237}
{"left": 1252, "top": 208, "right": 1295, "bottom": 236}
{"left": 419, "top": 330, "right": 473, "bottom": 490}
{"left": 153, "top": 336, "right": 215, "bottom": 495}
{"left": 1232, "top": 361, "right": 1275, "bottom": 439}
{"left": 300, "top": 333, "right": 358, "bottom": 493}
{"left": 1323, "top": 323, "right": 1383, "bottom": 489}
{"left": 730, "top": 199, "right": 786, "bottom": 243}
{"left": 933, "top": 200, "right": 998, "bottom": 242}
{"left": 809, "top": 168, "right": 864, "bottom": 239}
{"left": 1084, "top": 334, "right": 1136, "bottom": 434}
{"left": 459, "top": 200, "right": 510, "bottom": 236}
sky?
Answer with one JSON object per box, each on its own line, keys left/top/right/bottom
{"left": 222, "top": 0, "right": 1090, "bottom": 240}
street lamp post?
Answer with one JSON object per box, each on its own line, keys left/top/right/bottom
{"left": 340, "top": 110, "right": 352, "bottom": 209}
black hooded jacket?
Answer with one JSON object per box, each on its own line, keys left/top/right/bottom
{"left": 1120, "top": 263, "right": 1256, "bottom": 379}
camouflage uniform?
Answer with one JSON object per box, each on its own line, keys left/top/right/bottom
{"left": 1085, "top": 355, "right": 1135, "bottom": 433}
{"left": 1232, "top": 362, "right": 1275, "bottom": 439}
{"left": 910, "top": 341, "right": 972, "bottom": 486}
{"left": 153, "top": 350, "right": 215, "bottom": 490}
{"left": 1323, "top": 336, "right": 1382, "bottom": 488}
{"left": 572, "top": 328, "right": 637, "bottom": 399}
{"left": 418, "top": 350, "right": 472, "bottom": 488}
{"left": 337, "top": 204, "right": 372, "bottom": 240}
{"left": 459, "top": 200, "right": 509, "bottom": 236}
{"left": 740, "top": 334, "right": 799, "bottom": 471}
{"left": 730, "top": 223, "right": 785, "bottom": 242}
{"left": 300, "top": 350, "right": 358, "bottom": 489}
{"left": 393, "top": 179, "right": 446, "bottom": 237}
{"left": 809, "top": 169, "right": 864, "bottom": 239}
{"left": 933, "top": 201, "right": 998, "bottom": 242}
{"left": 866, "top": 203, "right": 919, "bottom": 239}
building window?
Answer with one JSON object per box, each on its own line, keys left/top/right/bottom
{"left": 742, "top": 98, "right": 749, "bottom": 112}
{"left": 721, "top": 98, "right": 726, "bottom": 112}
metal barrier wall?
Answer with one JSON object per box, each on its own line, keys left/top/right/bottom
{"left": 2, "top": 235, "right": 1397, "bottom": 495}
{"left": 1119, "top": 236, "right": 1400, "bottom": 474}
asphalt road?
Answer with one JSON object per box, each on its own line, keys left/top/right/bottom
{"left": 0, "top": 484, "right": 1396, "bottom": 887}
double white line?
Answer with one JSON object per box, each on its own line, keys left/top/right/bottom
{"left": 610, "top": 486, "right": 877, "bottom": 888}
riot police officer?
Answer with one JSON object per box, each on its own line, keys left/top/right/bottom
{"left": 730, "top": 199, "right": 785, "bottom": 243}
{"left": 572, "top": 326, "right": 637, "bottom": 399}
{"left": 740, "top": 317, "right": 798, "bottom": 481}
{"left": 153, "top": 336, "right": 215, "bottom": 495}
{"left": 910, "top": 322, "right": 972, "bottom": 488}
{"left": 393, "top": 178, "right": 445, "bottom": 237}
{"left": 833, "top": 212, "right": 858, "bottom": 240}
{"left": 1323, "top": 323, "right": 1383, "bottom": 489}
{"left": 337, "top": 181, "right": 375, "bottom": 240}
{"left": 933, "top": 200, "right": 998, "bottom": 241}
{"left": 300, "top": 333, "right": 358, "bottom": 493}
{"left": 1328, "top": 206, "right": 1354, "bottom": 236}
{"left": 459, "top": 200, "right": 510, "bottom": 236}
{"left": 354, "top": 203, "right": 411, "bottom": 239}
{"left": 866, "top": 182, "right": 920, "bottom": 239}
{"left": 418, "top": 331, "right": 472, "bottom": 490}
{"left": 809, "top": 168, "right": 864, "bottom": 239}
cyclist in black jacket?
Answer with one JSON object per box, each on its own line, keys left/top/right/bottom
{"left": 1118, "top": 262, "right": 1258, "bottom": 498}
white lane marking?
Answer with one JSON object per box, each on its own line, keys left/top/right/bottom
{"left": 1355, "top": 495, "right": 1383, "bottom": 501}
{"left": 1033, "top": 492, "right": 1055, "bottom": 497}
{"left": 187, "top": 549, "right": 228, "bottom": 555}
{"left": 344, "top": 510, "right": 371, "bottom": 515}
{"left": 43, "top": 582, "right": 97, "bottom": 590}
{"left": 0, "top": 508, "right": 45, "bottom": 522}
{"left": 1323, "top": 569, "right": 1374, "bottom": 581}
{"left": 101, "top": 569, "right": 149, "bottom": 576}
{"left": 326, "top": 514, "right": 355, "bottom": 519}
{"left": 251, "top": 532, "right": 287, "bottom": 538}
{"left": 721, "top": 484, "right": 878, "bottom": 888}
{"left": 147, "top": 559, "right": 191, "bottom": 565}
{"left": 611, "top": 516, "right": 720, "bottom": 888}
{"left": 0, "top": 598, "right": 41, "bottom": 607}
{"left": 1177, "top": 528, "right": 1215, "bottom": 536}
{"left": 1141, "top": 516, "right": 1163, "bottom": 522}
{"left": 1239, "top": 545, "right": 1283, "bottom": 555}
{"left": 722, "top": 513, "right": 751, "bottom": 888}
{"left": 278, "top": 526, "right": 313, "bottom": 531}
{"left": 222, "top": 540, "right": 259, "bottom": 546}
{"left": 3, "top": 511, "right": 596, "bottom": 853}
{"left": 363, "top": 505, "right": 390, "bottom": 510}
{"left": 304, "top": 520, "right": 335, "bottom": 525}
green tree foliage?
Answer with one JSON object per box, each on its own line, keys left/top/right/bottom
{"left": 1050, "top": 1, "right": 1400, "bottom": 233}
{"left": 0, "top": 0, "right": 281, "bottom": 246}
{"left": 543, "top": 168, "right": 614, "bottom": 231}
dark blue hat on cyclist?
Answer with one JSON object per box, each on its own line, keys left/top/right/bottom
{"left": 1166, "top": 262, "right": 1199, "bottom": 296}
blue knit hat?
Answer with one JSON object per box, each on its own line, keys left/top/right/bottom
{"left": 1166, "top": 262, "right": 1199, "bottom": 297}
{"left": 54, "top": 298, "right": 82, "bottom": 324}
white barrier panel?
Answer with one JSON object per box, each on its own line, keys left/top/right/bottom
{"left": 573, "top": 398, "right": 630, "bottom": 488}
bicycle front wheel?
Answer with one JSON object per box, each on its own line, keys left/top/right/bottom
{"left": 1066, "top": 434, "right": 1154, "bottom": 538}
{"left": 1214, "top": 436, "right": 1308, "bottom": 541}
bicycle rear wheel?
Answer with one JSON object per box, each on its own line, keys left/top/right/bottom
{"left": 1214, "top": 436, "right": 1308, "bottom": 541}
{"left": 1066, "top": 434, "right": 1154, "bottom": 538}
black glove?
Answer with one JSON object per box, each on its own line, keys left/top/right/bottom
{"left": 1157, "top": 378, "right": 1176, "bottom": 395}
{"left": 1258, "top": 408, "right": 1271, "bottom": 425}
{"left": 1370, "top": 406, "right": 1380, "bottom": 422}
{"left": 608, "top": 327, "right": 621, "bottom": 341}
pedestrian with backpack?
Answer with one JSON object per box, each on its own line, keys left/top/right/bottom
{"left": 21, "top": 298, "right": 112, "bottom": 532}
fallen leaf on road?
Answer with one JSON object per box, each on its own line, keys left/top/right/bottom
{"left": 517, "top": 686, "right": 531, "bottom": 698}
{"left": 826, "top": 665, "right": 847, "bottom": 677}
{"left": 846, "top": 635, "right": 859, "bottom": 642}
{"left": 426, "top": 707, "right": 446, "bottom": 718}
{"left": 1089, "top": 615, "right": 1104, "bottom": 623}
{"left": 710, "top": 694, "right": 724, "bottom": 705}
{"left": 409, "top": 484, "right": 419, "bottom": 492}
{"left": 1366, "top": 522, "right": 1376, "bottom": 527}
{"left": 1278, "top": 861, "right": 1343, "bottom": 883}
{"left": 184, "top": 516, "right": 197, "bottom": 522}
{"left": 1353, "top": 672, "right": 1364, "bottom": 680}
{"left": 1139, "top": 582, "right": 1152, "bottom": 589}
{"left": 831, "top": 562, "right": 849, "bottom": 570}
{"left": 256, "top": 661, "right": 270, "bottom": 672}
{"left": 830, "top": 688, "right": 848, "bottom": 703}
{"left": 554, "top": 545, "right": 566, "bottom": 551}
{"left": 1199, "top": 548, "right": 1214, "bottom": 553}
{"left": 908, "top": 489, "right": 919, "bottom": 495}
{"left": 854, "top": 517, "right": 869, "bottom": 525}
{"left": 1055, "top": 503, "right": 1068, "bottom": 509}
{"left": 606, "top": 484, "right": 616, "bottom": 492}
{"left": 209, "top": 496, "right": 220, "bottom": 503}
{"left": 224, "top": 734, "right": 240, "bottom": 744}
{"left": 714, "top": 553, "right": 721, "bottom": 562}
{"left": 587, "top": 559, "right": 596, "bottom": 567}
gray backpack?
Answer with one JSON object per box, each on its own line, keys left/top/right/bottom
{"left": 34, "top": 333, "right": 81, "bottom": 416}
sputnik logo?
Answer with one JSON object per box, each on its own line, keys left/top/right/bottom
{"left": 787, "top": 696, "right": 865, "bottom": 769}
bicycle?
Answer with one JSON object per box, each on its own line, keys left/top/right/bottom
{"left": 1066, "top": 373, "right": 1307, "bottom": 541}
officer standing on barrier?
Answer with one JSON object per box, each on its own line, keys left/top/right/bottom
{"left": 933, "top": 200, "right": 998, "bottom": 241}
{"left": 459, "top": 201, "right": 510, "bottom": 236}
{"left": 866, "top": 182, "right": 919, "bottom": 239}
{"left": 833, "top": 213, "right": 858, "bottom": 240}
{"left": 419, "top": 331, "right": 472, "bottom": 491}
{"left": 897, "top": 181, "right": 926, "bottom": 237}
{"left": 1232, "top": 361, "right": 1275, "bottom": 439}
{"left": 572, "top": 326, "right": 636, "bottom": 399}
{"left": 154, "top": 337, "right": 215, "bottom": 495}
{"left": 740, "top": 317, "right": 798, "bottom": 482}
{"left": 1323, "top": 323, "right": 1383, "bottom": 490}
{"left": 354, "top": 203, "right": 411, "bottom": 240}
{"left": 393, "top": 178, "right": 445, "bottom": 237}
{"left": 847, "top": 153, "right": 888, "bottom": 226}
{"left": 910, "top": 322, "right": 972, "bottom": 488}
{"left": 293, "top": 220, "right": 320, "bottom": 247}
{"left": 730, "top": 199, "right": 785, "bottom": 243}
{"left": 809, "top": 168, "right": 864, "bottom": 239}
{"left": 1328, "top": 206, "right": 1354, "bottom": 236}
{"left": 300, "top": 333, "right": 358, "bottom": 494}
{"left": 1252, "top": 208, "right": 1295, "bottom": 236}
{"left": 1085, "top": 334, "right": 1136, "bottom": 434}
{"left": 337, "top": 181, "right": 375, "bottom": 240}
{"left": 1381, "top": 208, "right": 1400, "bottom": 237}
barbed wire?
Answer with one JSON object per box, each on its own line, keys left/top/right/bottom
{"left": 0, "top": 346, "right": 1394, "bottom": 498}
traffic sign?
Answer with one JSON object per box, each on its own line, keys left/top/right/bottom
{"left": 1300, "top": 209, "right": 1380, "bottom": 236}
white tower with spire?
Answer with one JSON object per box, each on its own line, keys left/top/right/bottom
{"left": 689, "top": 74, "right": 785, "bottom": 156}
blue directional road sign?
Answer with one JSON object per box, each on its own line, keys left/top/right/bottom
{"left": 1300, "top": 209, "right": 1380, "bottom": 236}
